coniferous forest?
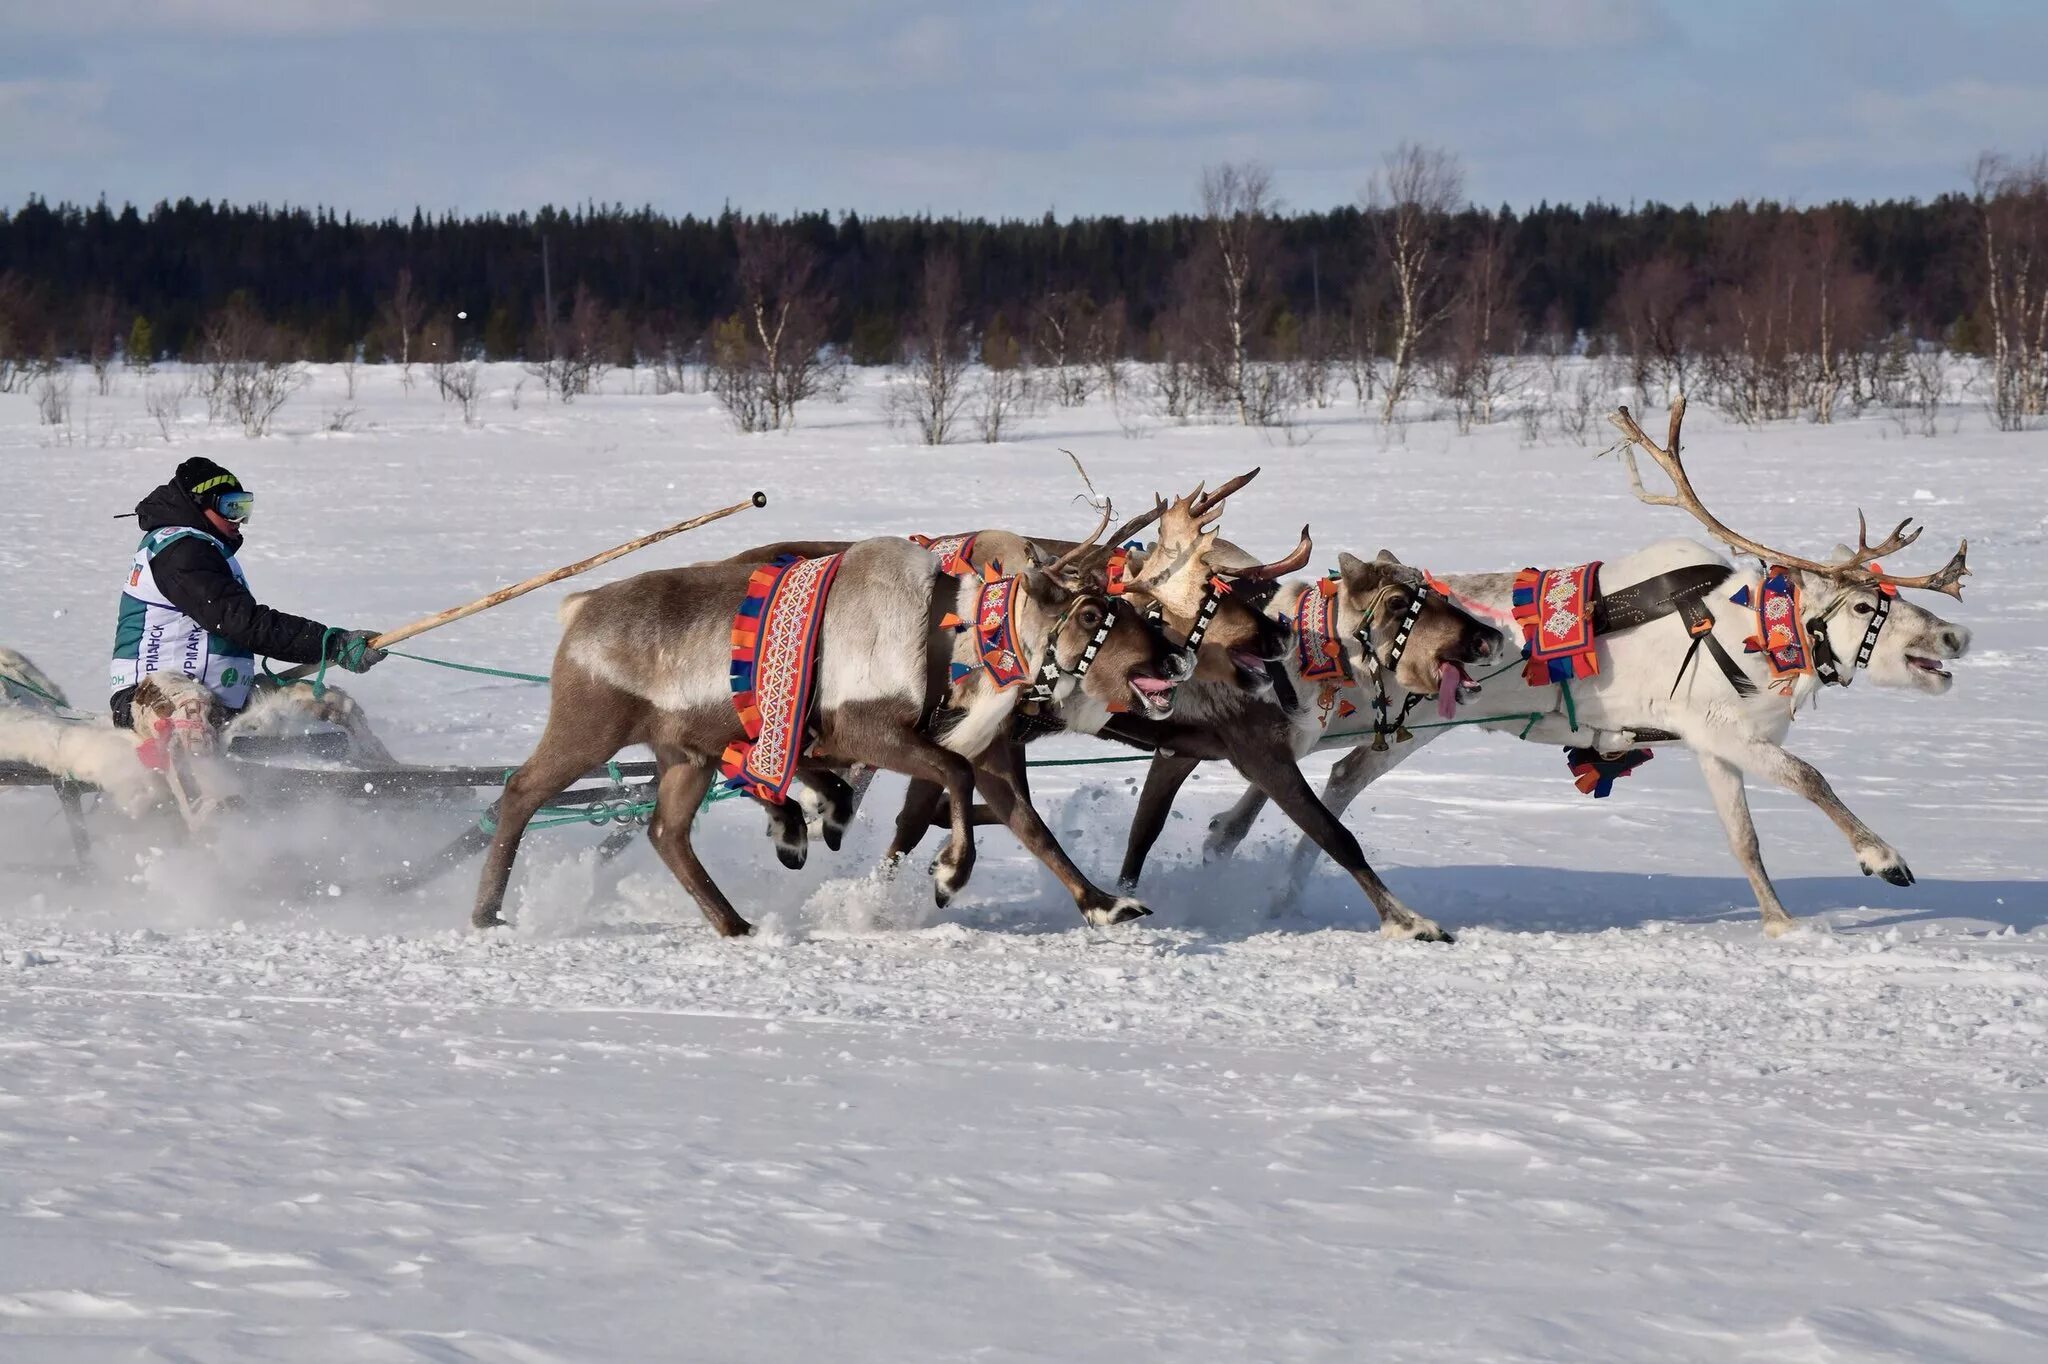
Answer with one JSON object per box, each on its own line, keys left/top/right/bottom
{"left": 3, "top": 147, "right": 2044, "bottom": 437}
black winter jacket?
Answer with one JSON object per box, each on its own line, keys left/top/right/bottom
{"left": 131, "top": 482, "right": 333, "bottom": 665}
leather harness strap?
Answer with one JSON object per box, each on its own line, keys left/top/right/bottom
{"left": 1587, "top": 562, "right": 1759, "bottom": 699}
{"left": 1590, "top": 563, "right": 1735, "bottom": 634}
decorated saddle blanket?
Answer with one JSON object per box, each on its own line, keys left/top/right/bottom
{"left": 720, "top": 553, "right": 845, "bottom": 804}
{"left": 910, "top": 532, "right": 979, "bottom": 575}
{"left": 1730, "top": 566, "right": 1811, "bottom": 695}
{"left": 1513, "top": 562, "right": 1602, "bottom": 687}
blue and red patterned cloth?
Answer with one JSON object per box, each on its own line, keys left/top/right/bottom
{"left": 1513, "top": 563, "right": 1602, "bottom": 687}
{"left": 721, "top": 553, "right": 844, "bottom": 803}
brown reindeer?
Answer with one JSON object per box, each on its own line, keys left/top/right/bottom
{"left": 875, "top": 479, "right": 1313, "bottom": 874}
{"left": 472, "top": 522, "right": 1181, "bottom": 935}
{"left": 1106, "top": 550, "right": 1498, "bottom": 942}
{"left": 734, "top": 474, "right": 1307, "bottom": 892}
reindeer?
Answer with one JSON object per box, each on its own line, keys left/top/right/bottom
{"left": 737, "top": 475, "right": 1308, "bottom": 892}
{"left": 1, "top": 648, "right": 159, "bottom": 828}
{"left": 1192, "top": 398, "right": 1973, "bottom": 936}
{"left": 1099, "top": 549, "right": 1498, "bottom": 941}
{"left": 472, "top": 515, "right": 1184, "bottom": 935}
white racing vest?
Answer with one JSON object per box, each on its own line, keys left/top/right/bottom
{"left": 110, "top": 526, "right": 257, "bottom": 710}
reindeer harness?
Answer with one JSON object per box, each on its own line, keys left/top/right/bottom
{"left": 1286, "top": 574, "right": 1432, "bottom": 750}
{"left": 1804, "top": 579, "right": 1895, "bottom": 689}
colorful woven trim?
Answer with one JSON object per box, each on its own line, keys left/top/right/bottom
{"left": 720, "top": 552, "right": 845, "bottom": 804}
{"left": 1295, "top": 579, "right": 1347, "bottom": 682}
{"left": 950, "top": 573, "right": 1032, "bottom": 690}
{"left": 1513, "top": 563, "right": 1602, "bottom": 687}
{"left": 1731, "top": 566, "right": 1811, "bottom": 694}
{"left": 1565, "top": 745, "right": 1653, "bottom": 798}
{"left": 910, "top": 532, "right": 979, "bottom": 576}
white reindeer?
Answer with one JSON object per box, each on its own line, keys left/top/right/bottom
{"left": 1196, "top": 398, "right": 1973, "bottom": 936}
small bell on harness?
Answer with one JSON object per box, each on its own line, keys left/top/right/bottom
{"left": 1394, "top": 721, "right": 1414, "bottom": 744}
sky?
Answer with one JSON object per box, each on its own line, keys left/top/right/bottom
{"left": 3, "top": 1, "right": 2044, "bottom": 221}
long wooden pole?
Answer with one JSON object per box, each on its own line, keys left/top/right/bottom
{"left": 276, "top": 491, "right": 767, "bottom": 683}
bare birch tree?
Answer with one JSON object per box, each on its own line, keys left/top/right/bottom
{"left": 1367, "top": 143, "right": 1463, "bottom": 424}
{"left": 1973, "top": 151, "right": 2048, "bottom": 430}
{"left": 1194, "top": 162, "right": 1279, "bottom": 424}
{"left": 379, "top": 267, "right": 425, "bottom": 386}
{"left": 1428, "top": 224, "right": 1524, "bottom": 431}
{"left": 891, "top": 249, "right": 972, "bottom": 445}
{"left": 1033, "top": 290, "right": 1100, "bottom": 407}
{"left": 710, "top": 219, "right": 840, "bottom": 432}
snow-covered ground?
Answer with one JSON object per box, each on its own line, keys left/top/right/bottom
{"left": 3, "top": 365, "right": 2045, "bottom": 1361}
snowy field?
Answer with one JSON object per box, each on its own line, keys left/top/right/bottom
{"left": 3, "top": 365, "right": 2046, "bottom": 1362}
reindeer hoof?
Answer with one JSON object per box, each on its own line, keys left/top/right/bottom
{"left": 713, "top": 918, "right": 753, "bottom": 938}
{"left": 1858, "top": 843, "right": 1914, "bottom": 887}
{"left": 776, "top": 843, "right": 807, "bottom": 871}
{"left": 822, "top": 823, "right": 846, "bottom": 853}
{"left": 472, "top": 910, "right": 507, "bottom": 930}
{"left": 1380, "top": 917, "right": 1454, "bottom": 944}
{"left": 1085, "top": 897, "right": 1151, "bottom": 927}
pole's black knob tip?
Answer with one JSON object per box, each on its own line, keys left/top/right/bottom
{"left": 750, "top": 491, "right": 768, "bottom": 508}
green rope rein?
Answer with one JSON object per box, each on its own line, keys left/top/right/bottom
{"left": 289, "top": 643, "right": 1589, "bottom": 834}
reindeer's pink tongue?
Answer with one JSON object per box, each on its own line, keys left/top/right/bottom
{"left": 1437, "top": 661, "right": 1466, "bottom": 720}
{"left": 1129, "top": 676, "right": 1174, "bottom": 697}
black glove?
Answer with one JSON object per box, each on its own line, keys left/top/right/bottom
{"left": 329, "top": 629, "right": 389, "bottom": 674}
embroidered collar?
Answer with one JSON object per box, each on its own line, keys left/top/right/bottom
{"left": 1296, "top": 579, "right": 1348, "bottom": 682}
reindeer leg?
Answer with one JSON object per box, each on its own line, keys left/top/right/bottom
{"left": 885, "top": 777, "right": 945, "bottom": 865}
{"left": 57, "top": 781, "right": 94, "bottom": 875}
{"left": 1274, "top": 733, "right": 1442, "bottom": 916}
{"left": 1119, "top": 752, "right": 1203, "bottom": 891}
{"left": 841, "top": 727, "right": 978, "bottom": 908}
{"left": 1691, "top": 730, "right": 1913, "bottom": 897}
{"left": 798, "top": 767, "right": 858, "bottom": 852}
{"left": 1696, "top": 753, "right": 1797, "bottom": 937}
{"left": 646, "top": 758, "right": 752, "bottom": 937}
{"left": 758, "top": 793, "right": 809, "bottom": 870}
{"left": 979, "top": 740, "right": 1149, "bottom": 926}
{"left": 1229, "top": 742, "right": 1452, "bottom": 943}
{"left": 1202, "top": 783, "right": 1267, "bottom": 865}
{"left": 472, "top": 745, "right": 607, "bottom": 929}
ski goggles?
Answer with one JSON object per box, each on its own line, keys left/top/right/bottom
{"left": 212, "top": 490, "right": 255, "bottom": 523}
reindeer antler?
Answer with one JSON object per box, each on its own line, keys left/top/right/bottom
{"left": 1044, "top": 499, "right": 1116, "bottom": 579}
{"left": 1606, "top": 397, "right": 1970, "bottom": 599}
{"left": 1189, "top": 468, "right": 1259, "bottom": 522}
{"left": 1103, "top": 496, "right": 1168, "bottom": 550}
{"left": 1234, "top": 526, "right": 1314, "bottom": 581}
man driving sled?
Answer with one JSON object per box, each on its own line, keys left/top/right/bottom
{"left": 110, "top": 457, "right": 386, "bottom": 819}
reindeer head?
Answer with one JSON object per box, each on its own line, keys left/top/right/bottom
{"left": 1607, "top": 397, "right": 1973, "bottom": 697}
{"left": 998, "top": 501, "right": 1182, "bottom": 718}
{"left": 1117, "top": 471, "right": 1303, "bottom": 689}
{"left": 1795, "top": 548, "right": 1972, "bottom": 696}
{"left": 1333, "top": 551, "right": 1497, "bottom": 698}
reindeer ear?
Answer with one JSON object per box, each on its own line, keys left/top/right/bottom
{"left": 1337, "top": 551, "right": 1369, "bottom": 584}
{"left": 1828, "top": 543, "right": 1858, "bottom": 563}
{"left": 1374, "top": 549, "right": 1403, "bottom": 566}
{"left": 1024, "top": 541, "right": 1054, "bottom": 570}
{"left": 1071, "top": 565, "right": 1109, "bottom": 595}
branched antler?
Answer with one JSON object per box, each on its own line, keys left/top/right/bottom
{"left": 1606, "top": 397, "right": 1970, "bottom": 599}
